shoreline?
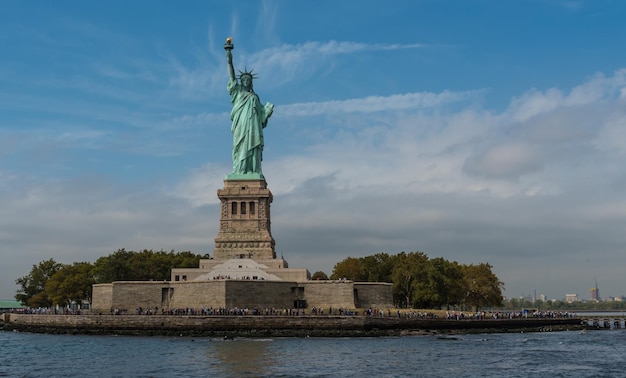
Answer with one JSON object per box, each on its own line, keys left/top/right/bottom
{"left": 1, "top": 313, "right": 585, "bottom": 337}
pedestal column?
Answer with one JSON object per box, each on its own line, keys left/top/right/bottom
{"left": 213, "top": 179, "right": 276, "bottom": 260}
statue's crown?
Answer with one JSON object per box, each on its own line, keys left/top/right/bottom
{"left": 237, "top": 68, "right": 257, "bottom": 80}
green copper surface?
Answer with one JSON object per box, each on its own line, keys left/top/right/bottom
{"left": 225, "top": 172, "right": 265, "bottom": 180}
{"left": 225, "top": 40, "right": 274, "bottom": 179}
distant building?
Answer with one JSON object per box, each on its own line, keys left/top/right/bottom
{"left": 590, "top": 279, "right": 600, "bottom": 301}
{"left": 539, "top": 294, "right": 547, "bottom": 302}
{"left": 590, "top": 287, "right": 600, "bottom": 301}
{"left": 0, "top": 300, "right": 26, "bottom": 312}
{"left": 565, "top": 293, "right": 579, "bottom": 303}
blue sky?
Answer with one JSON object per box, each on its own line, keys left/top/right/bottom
{"left": 2, "top": 0, "right": 626, "bottom": 302}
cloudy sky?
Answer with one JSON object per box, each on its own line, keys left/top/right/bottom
{"left": 2, "top": 0, "right": 625, "bottom": 302}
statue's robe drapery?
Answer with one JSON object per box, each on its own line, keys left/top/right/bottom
{"left": 228, "top": 79, "right": 272, "bottom": 176}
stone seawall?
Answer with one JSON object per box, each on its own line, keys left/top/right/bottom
{"left": 1, "top": 313, "right": 583, "bottom": 337}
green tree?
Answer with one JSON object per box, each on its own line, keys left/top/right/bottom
{"left": 391, "top": 252, "right": 429, "bottom": 308}
{"left": 361, "top": 253, "right": 395, "bottom": 283}
{"left": 506, "top": 297, "right": 521, "bottom": 310}
{"left": 45, "top": 262, "right": 95, "bottom": 307}
{"left": 413, "top": 257, "right": 464, "bottom": 309}
{"left": 91, "top": 248, "right": 134, "bottom": 283}
{"left": 91, "top": 248, "right": 205, "bottom": 283}
{"left": 15, "top": 249, "right": 206, "bottom": 309}
{"left": 170, "top": 250, "right": 206, "bottom": 269}
{"left": 311, "top": 271, "right": 329, "bottom": 280}
{"left": 330, "top": 257, "right": 366, "bottom": 281}
{"left": 127, "top": 249, "right": 171, "bottom": 280}
{"left": 462, "top": 263, "right": 504, "bottom": 311}
{"left": 15, "top": 258, "right": 63, "bottom": 307}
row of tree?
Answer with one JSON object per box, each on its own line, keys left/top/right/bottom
{"left": 15, "top": 249, "right": 206, "bottom": 308}
{"left": 16, "top": 249, "right": 504, "bottom": 312}
{"left": 325, "top": 252, "right": 504, "bottom": 311}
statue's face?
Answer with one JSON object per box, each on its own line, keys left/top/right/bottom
{"left": 241, "top": 75, "right": 252, "bottom": 89}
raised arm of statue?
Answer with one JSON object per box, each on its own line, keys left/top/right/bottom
{"left": 226, "top": 50, "right": 236, "bottom": 82}
{"left": 225, "top": 37, "right": 236, "bottom": 82}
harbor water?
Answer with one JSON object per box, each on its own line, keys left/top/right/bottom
{"left": 1, "top": 329, "right": 626, "bottom": 377}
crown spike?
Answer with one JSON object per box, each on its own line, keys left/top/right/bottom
{"left": 237, "top": 66, "right": 258, "bottom": 80}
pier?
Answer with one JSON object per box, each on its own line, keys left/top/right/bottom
{"left": 577, "top": 314, "right": 626, "bottom": 329}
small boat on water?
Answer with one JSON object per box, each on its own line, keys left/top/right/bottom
{"left": 437, "top": 336, "right": 458, "bottom": 340}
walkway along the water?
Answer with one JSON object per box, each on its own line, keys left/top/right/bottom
{"left": 1, "top": 313, "right": 585, "bottom": 337}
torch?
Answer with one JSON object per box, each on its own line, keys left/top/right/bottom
{"left": 224, "top": 36, "right": 234, "bottom": 51}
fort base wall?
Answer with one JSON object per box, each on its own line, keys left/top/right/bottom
{"left": 91, "top": 279, "right": 393, "bottom": 314}
{"left": 354, "top": 282, "right": 394, "bottom": 308}
{"left": 92, "top": 284, "right": 112, "bottom": 311}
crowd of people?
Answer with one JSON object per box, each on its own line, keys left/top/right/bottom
{"left": 445, "top": 310, "right": 577, "bottom": 320}
{"left": 10, "top": 306, "right": 577, "bottom": 320}
{"left": 7, "top": 307, "right": 84, "bottom": 315}
{"left": 211, "top": 275, "right": 266, "bottom": 280}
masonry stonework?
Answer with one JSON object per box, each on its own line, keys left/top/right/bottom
{"left": 91, "top": 279, "right": 394, "bottom": 313}
{"left": 91, "top": 175, "right": 395, "bottom": 312}
{"left": 213, "top": 179, "right": 276, "bottom": 260}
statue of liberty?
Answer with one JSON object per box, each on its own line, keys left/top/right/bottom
{"left": 224, "top": 37, "right": 274, "bottom": 179}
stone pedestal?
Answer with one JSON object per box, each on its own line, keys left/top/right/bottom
{"left": 213, "top": 179, "right": 276, "bottom": 260}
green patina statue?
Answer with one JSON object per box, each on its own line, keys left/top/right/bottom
{"left": 224, "top": 37, "right": 274, "bottom": 180}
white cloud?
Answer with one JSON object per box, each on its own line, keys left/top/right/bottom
{"left": 255, "top": 40, "right": 425, "bottom": 62}
{"left": 281, "top": 90, "right": 480, "bottom": 116}
{"left": 166, "top": 39, "right": 424, "bottom": 100}
{"left": 463, "top": 142, "right": 543, "bottom": 180}
{"left": 173, "top": 163, "right": 229, "bottom": 206}
{"left": 595, "top": 106, "right": 626, "bottom": 155}
{"left": 175, "top": 69, "right": 626, "bottom": 206}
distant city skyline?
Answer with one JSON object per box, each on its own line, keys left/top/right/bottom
{"left": 2, "top": 1, "right": 626, "bottom": 300}
{"left": 515, "top": 279, "right": 625, "bottom": 302}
